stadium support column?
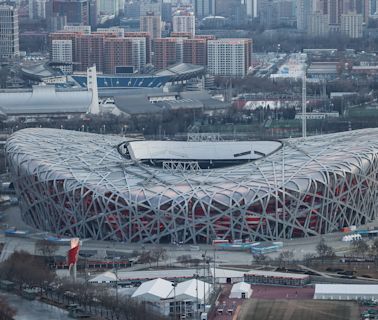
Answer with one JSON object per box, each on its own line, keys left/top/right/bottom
{"left": 87, "top": 65, "right": 100, "bottom": 115}
{"left": 302, "top": 72, "right": 307, "bottom": 139}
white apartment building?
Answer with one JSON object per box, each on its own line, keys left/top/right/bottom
{"left": 128, "top": 37, "right": 147, "bottom": 72}
{"left": 0, "top": 4, "right": 19, "bottom": 59}
{"left": 207, "top": 38, "right": 252, "bottom": 77}
{"left": 341, "top": 13, "right": 363, "bottom": 38}
{"left": 172, "top": 14, "right": 195, "bottom": 36}
{"left": 51, "top": 39, "right": 73, "bottom": 74}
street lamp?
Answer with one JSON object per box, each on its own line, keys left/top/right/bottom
{"left": 193, "top": 273, "right": 199, "bottom": 320}
{"left": 172, "top": 282, "right": 177, "bottom": 319}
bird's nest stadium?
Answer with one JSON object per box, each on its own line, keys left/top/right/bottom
{"left": 6, "top": 128, "right": 378, "bottom": 243}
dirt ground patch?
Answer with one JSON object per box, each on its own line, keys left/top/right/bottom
{"left": 238, "top": 299, "right": 359, "bottom": 320}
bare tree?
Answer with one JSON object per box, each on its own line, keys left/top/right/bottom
{"left": 277, "top": 250, "right": 294, "bottom": 268}
{"left": 351, "top": 239, "right": 369, "bottom": 258}
{"left": 302, "top": 253, "right": 317, "bottom": 267}
{"left": 138, "top": 251, "right": 154, "bottom": 267}
{"left": 151, "top": 247, "right": 167, "bottom": 267}
{"left": 371, "top": 238, "right": 378, "bottom": 265}
{"left": 0, "top": 251, "right": 55, "bottom": 291}
{"left": 252, "top": 253, "right": 268, "bottom": 265}
{"left": 0, "top": 297, "right": 15, "bottom": 320}
{"left": 35, "top": 239, "right": 59, "bottom": 263}
{"left": 316, "top": 238, "right": 335, "bottom": 263}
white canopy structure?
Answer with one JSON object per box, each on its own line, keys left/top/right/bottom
{"left": 229, "top": 282, "right": 252, "bottom": 299}
{"left": 167, "top": 279, "right": 211, "bottom": 304}
{"left": 89, "top": 271, "right": 117, "bottom": 284}
{"left": 131, "top": 278, "right": 173, "bottom": 302}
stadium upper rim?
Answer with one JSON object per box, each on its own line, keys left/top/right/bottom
{"left": 6, "top": 128, "right": 378, "bottom": 195}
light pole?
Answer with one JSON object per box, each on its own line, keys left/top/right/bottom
{"left": 201, "top": 251, "right": 208, "bottom": 314}
{"left": 194, "top": 273, "right": 199, "bottom": 320}
{"left": 172, "top": 282, "right": 177, "bottom": 319}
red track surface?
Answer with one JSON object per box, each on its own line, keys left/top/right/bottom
{"left": 251, "top": 285, "right": 315, "bottom": 300}
{"left": 211, "top": 284, "right": 315, "bottom": 320}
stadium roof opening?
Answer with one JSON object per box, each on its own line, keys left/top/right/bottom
{"left": 120, "top": 140, "right": 282, "bottom": 168}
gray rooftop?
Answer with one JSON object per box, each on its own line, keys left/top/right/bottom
{"left": 0, "top": 85, "right": 93, "bottom": 115}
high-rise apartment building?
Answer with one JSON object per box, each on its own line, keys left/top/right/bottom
{"left": 51, "top": 39, "right": 73, "bottom": 73}
{"left": 297, "top": 0, "right": 313, "bottom": 31}
{"left": 207, "top": 38, "right": 252, "bottom": 77}
{"left": 48, "top": 0, "right": 97, "bottom": 29}
{"left": 153, "top": 37, "right": 179, "bottom": 69}
{"left": 50, "top": 30, "right": 148, "bottom": 73}
{"left": 172, "top": 13, "right": 195, "bottom": 36}
{"left": 104, "top": 36, "right": 146, "bottom": 73}
{"left": 29, "top": 0, "right": 47, "bottom": 19}
{"left": 341, "top": 12, "right": 363, "bottom": 38}
{"left": 140, "top": 0, "right": 162, "bottom": 16}
{"left": 308, "top": 12, "right": 329, "bottom": 36}
{"left": 140, "top": 13, "right": 162, "bottom": 39}
{"left": 194, "top": 0, "right": 215, "bottom": 18}
{"left": 0, "top": 4, "right": 19, "bottom": 60}
{"left": 328, "top": 0, "right": 342, "bottom": 25}
{"left": 124, "top": 32, "right": 152, "bottom": 64}
{"left": 242, "top": 0, "right": 258, "bottom": 18}
{"left": 183, "top": 38, "right": 207, "bottom": 65}
{"left": 98, "top": 0, "right": 120, "bottom": 16}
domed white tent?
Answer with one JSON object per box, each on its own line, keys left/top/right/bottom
{"left": 229, "top": 282, "right": 252, "bottom": 299}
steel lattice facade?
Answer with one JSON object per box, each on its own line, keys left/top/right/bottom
{"left": 6, "top": 128, "right": 378, "bottom": 243}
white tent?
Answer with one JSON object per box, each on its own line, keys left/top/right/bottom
{"left": 229, "top": 282, "right": 252, "bottom": 299}
{"left": 89, "top": 271, "right": 117, "bottom": 284}
{"left": 132, "top": 278, "right": 174, "bottom": 302}
{"left": 167, "top": 279, "right": 211, "bottom": 304}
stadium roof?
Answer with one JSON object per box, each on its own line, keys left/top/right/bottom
{"left": 127, "top": 140, "right": 281, "bottom": 161}
{"left": 20, "top": 63, "right": 63, "bottom": 81}
{"left": 113, "top": 89, "right": 230, "bottom": 115}
{"left": 155, "top": 63, "right": 205, "bottom": 81}
{"left": 7, "top": 128, "right": 378, "bottom": 199}
{"left": 0, "top": 85, "right": 93, "bottom": 115}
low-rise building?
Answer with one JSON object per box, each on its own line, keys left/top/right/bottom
{"left": 314, "top": 284, "right": 378, "bottom": 300}
{"left": 244, "top": 270, "right": 310, "bottom": 287}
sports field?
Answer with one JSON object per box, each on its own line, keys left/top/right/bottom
{"left": 238, "top": 299, "right": 359, "bottom": 320}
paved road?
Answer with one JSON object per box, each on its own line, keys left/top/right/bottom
{"left": 0, "top": 292, "right": 70, "bottom": 320}
{"left": 1, "top": 205, "right": 378, "bottom": 267}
